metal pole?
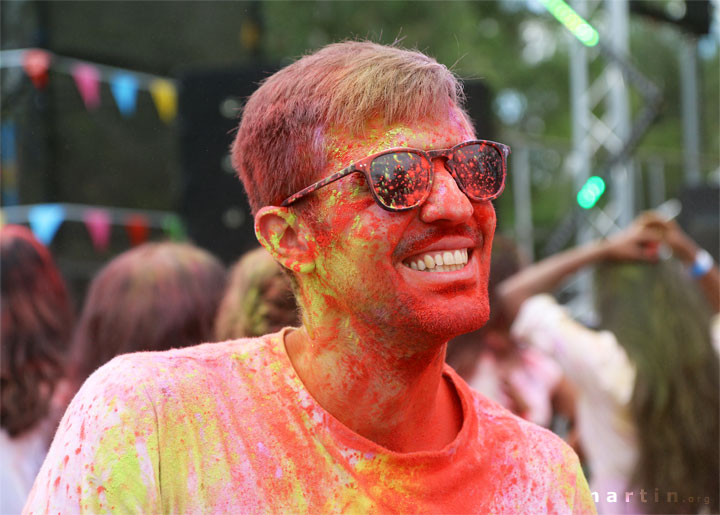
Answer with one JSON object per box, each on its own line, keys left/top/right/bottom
{"left": 606, "top": 0, "right": 633, "bottom": 227}
{"left": 569, "top": 0, "right": 591, "bottom": 245}
{"left": 512, "top": 146, "right": 534, "bottom": 262}
{"left": 680, "top": 36, "right": 702, "bottom": 186}
{"left": 569, "top": 0, "right": 594, "bottom": 319}
{"left": 648, "top": 158, "right": 666, "bottom": 208}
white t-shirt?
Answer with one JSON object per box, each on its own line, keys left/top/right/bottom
{"left": 1, "top": 420, "right": 52, "bottom": 514}
{"left": 512, "top": 294, "right": 639, "bottom": 514}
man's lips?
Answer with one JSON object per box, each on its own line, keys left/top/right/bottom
{"left": 394, "top": 226, "right": 482, "bottom": 257}
{"left": 396, "top": 234, "right": 481, "bottom": 273}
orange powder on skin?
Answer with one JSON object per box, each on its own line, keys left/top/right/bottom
{"left": 284, "top": 113, "right": 494, "bottom": 453}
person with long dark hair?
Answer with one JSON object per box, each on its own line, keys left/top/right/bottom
{"left": 498, "top": 213, "right": 719, "bottom": 514}
{"left": 1, "top": 225, "right": 74, "bottom": 513}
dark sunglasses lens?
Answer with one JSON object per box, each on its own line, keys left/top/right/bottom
{"left": 369, "top": 152, "right": 431, "bottom": 210}
{"left": 453, "top": 143, "right": 504, "bottom": 200}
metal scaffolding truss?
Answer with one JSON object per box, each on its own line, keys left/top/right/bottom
{"left": 562, "top": 0, "right": 664, "bottom": 318}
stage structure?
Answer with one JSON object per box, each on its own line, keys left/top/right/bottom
{"left": 542, "top": 0, "right": 665, "bottom": 319}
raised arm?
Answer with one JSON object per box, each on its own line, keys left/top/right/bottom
{"left": 498, "top": 219, "right": 663, "bottom": 321}
{"left": 641, "top": 213, "right": 719, "bottom": 313}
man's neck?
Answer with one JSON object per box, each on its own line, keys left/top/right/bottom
{"left": 284, "top": 318, "right": 463, "bottom": 453}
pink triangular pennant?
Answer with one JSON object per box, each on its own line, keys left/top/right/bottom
{"left": 71, "top": 63, "right": 101, "bottom": 110}
{"left": 22, "top": 49, "right": 52, "bottom": 89}
{"left": 83, "top": 208, "right": 112, "bottom": 252}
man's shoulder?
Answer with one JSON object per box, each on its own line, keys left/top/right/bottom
{"left": 104, "top": 333, "right": 276, "bottom": 374}
{"left": 80, "top": 332, "right": 285, "bottom": 403}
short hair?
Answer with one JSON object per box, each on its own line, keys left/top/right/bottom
{"left": 69, "top": 242, "right": 226, "bottom": 387}
{"left": 1, "top": 225, "right": 74, "bottom": 437}
{"left": 215, "top": 246, "right": 300, "bottom": 340}
{"left": 231, "top": 40, "right": 469, "bottom": 214}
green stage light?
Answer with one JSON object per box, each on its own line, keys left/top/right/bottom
{"left": 577, "top": 176, "right": 606, "bottom": 209}
{"left": 540, "top": 0, "right": 600, "bottom": 47}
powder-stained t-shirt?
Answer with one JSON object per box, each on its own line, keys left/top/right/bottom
{"left": 25, "top": 329, "right": 595, "bottom": 514}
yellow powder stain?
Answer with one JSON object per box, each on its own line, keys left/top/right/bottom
{"left": 323, "top": 486, "right": 373, "bottom": 513}
{"left": 232, "top": 352, "right": 251, "bottom": 362}
{"left": 91, "top": 425, "right": 149, "bottom": 511}
{"left": 349, "top": 214, "right": 363, "bottom": 232}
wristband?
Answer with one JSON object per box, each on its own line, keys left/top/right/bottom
{"left": 689, "top": 249, "right": 714, "bottom": 279}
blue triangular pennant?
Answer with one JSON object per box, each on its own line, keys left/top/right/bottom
{"left": 110, "top": 73, "right": 139, "bottom": 117}
{"left": 28, "top": 204, "right": 65, "bottom": 245}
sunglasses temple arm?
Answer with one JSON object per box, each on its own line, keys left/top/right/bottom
{"left": 281, "top": 166, "right": 358, "bottom": 207}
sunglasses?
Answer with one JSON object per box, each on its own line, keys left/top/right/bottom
{"left": 280, "top": 139, "right": 510, "bottom": 212}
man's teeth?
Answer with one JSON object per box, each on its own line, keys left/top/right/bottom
{"left": 405, "top": 249, "right": 469, "bottom": 272}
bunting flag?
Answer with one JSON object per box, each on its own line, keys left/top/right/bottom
{"left": 22, "top": 49, "right": 51, "bottom": 89}
{"left": 71, "top": 63, "right": 101, "bottom": 110}
{"left": 161, "top": 214, "right": 186, "bottom": 241}
{"left": 125, "top": 214, "right": 150, "bottom": 247}
{"left": 28, "top": 204, "right": 65, "bottom": 245}
{"left": 83, "top": 208, "right": 112, "bottom": 252}
{"left": 9, "top": 49, "right": 178, "bottom": 122}
{"left": 110, "top": 73, "right": 139, "bottom": 117}
{"left": 149, "top": 79, "right": 177, "bottom": 124}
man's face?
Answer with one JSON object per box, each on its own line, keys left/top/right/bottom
{"left": 300, "top": 109, "right": 496, "bottom": 343}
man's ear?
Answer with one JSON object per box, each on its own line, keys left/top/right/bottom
{"left": 255, "top": 206, "right": 316, "bottom": 274}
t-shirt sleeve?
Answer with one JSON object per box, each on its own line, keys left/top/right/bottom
{"left": 23, "top": 355, "right": 161, "bottom": 514}
{"left": 511, "top": 294, "right": 635, "bottom": 406}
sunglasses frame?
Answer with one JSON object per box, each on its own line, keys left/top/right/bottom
{"left": 280, "top": 139, "right": 510, "bottom": 212}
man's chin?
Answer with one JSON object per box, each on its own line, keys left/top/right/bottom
{"left": 394, "top": 294, "right": 490, "bottom": 341}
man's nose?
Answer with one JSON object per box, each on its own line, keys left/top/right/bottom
{"left": 418, "top": 159, "right": 474, "bottom": 224}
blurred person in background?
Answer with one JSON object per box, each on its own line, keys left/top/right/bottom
{"left": 59, "top": 241, "right": 226, "bottom": 401}
{"left": 498, "top": 213, "right": 719, "bottom": 514}
{"left": 446, "top": 235, "right": 578, "bottom": 434}
{"left": 0, "top": 225, "right": 74, "bottom": 513}
{"left": 214, "top": 246, "right": 300, "bottom": 340}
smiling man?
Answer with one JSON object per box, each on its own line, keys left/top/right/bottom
{"left": 25, "top": 41, "right": 594, "bottom": 514}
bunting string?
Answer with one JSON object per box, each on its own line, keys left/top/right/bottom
{"left": 1, "top": 203, "right": 186, "bottom": 248}
{"left": 1, "top": 48, "right": 178, "bottom": 122}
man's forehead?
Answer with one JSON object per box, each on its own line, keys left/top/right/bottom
{"left": 326, "top": 110, "right": 475, "bottom": 167}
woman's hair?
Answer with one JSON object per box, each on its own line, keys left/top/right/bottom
{"left": 1, "top": 225, "right": 74, "bottom": 437}
{"left": 232, "top": 40, "right": 469, "bottom": 214}
{"left": 215, "top": 247, "right": 299, "bottom": 339}
{"left": 596, "top": 260, "right": 719, "bottom": 513}
{"left": 69, "top": 242, "right": 226, "bottom": 386}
